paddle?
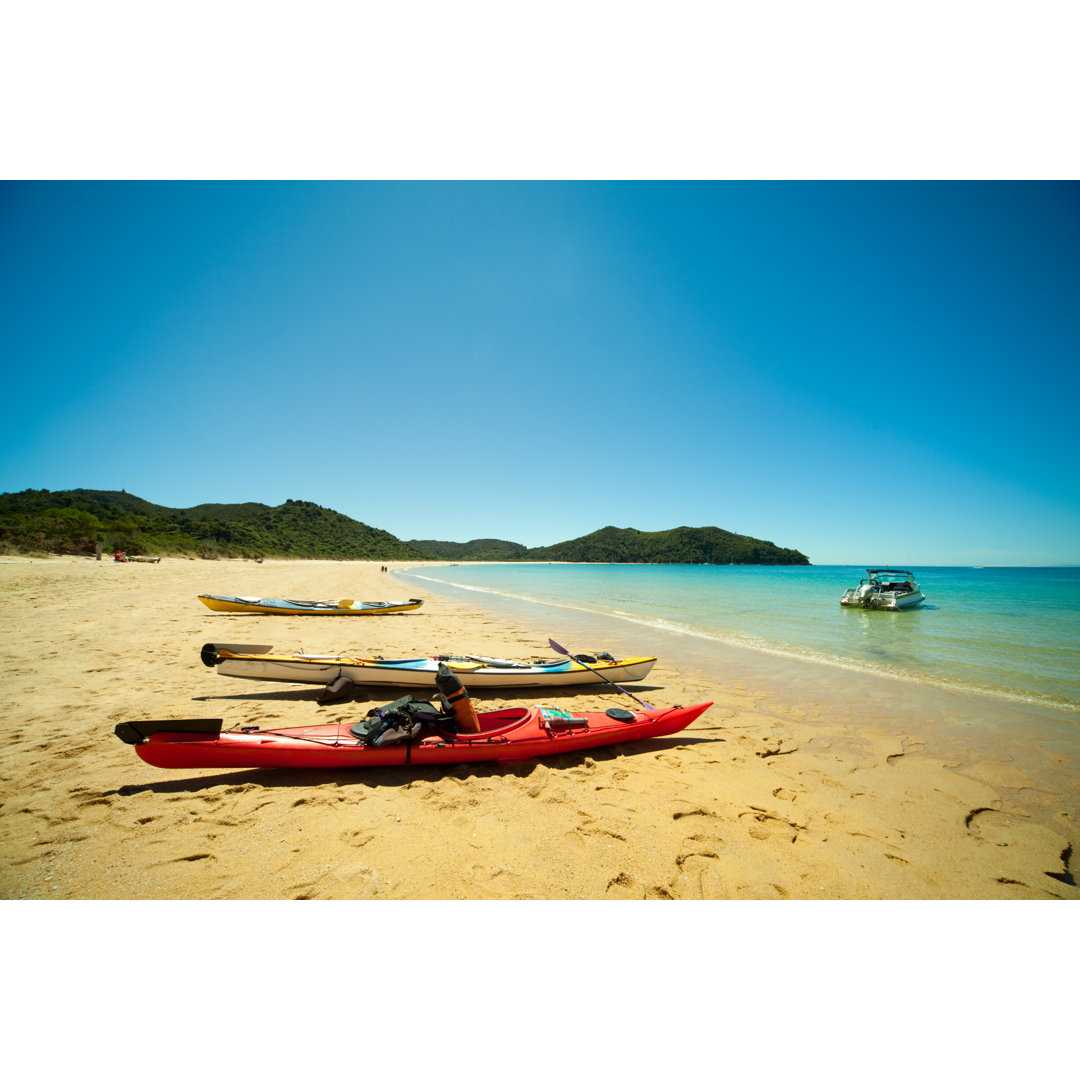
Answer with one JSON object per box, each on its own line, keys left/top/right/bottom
{"left": 548, "top": 638, "right": 655, "bottom": 710}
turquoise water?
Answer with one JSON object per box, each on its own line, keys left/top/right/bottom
{"left": 398, "top": 564, "right": 1080, "bottom": 714}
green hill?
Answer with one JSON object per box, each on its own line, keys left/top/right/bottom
{"left": 0, "top": 489, "right": 811, "bottom": 565}
{"left": 521, "top": 525, "right": 809, "bottom": 564}
{"left": 0, "top": 489, "right": 429, "bottom": 561}
{"left": 407, "top": 538, "right": 529, "bottom": 561}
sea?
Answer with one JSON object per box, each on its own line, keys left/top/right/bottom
{"left": 395, "top": 563, "right": 1080, "bottom": 787}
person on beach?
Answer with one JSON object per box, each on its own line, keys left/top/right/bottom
{"left": 114, "top": 549, "right": 128, "bottom": 562}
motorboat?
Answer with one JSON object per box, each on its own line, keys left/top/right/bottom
{"left": 840, "top": 568, "right": 925, "bottom": 610}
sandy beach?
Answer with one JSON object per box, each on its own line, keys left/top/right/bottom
{"left": 1, "top": 555, "right": 1076, "bottom": 901}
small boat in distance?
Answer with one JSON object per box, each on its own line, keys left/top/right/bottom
{"left": 840, "top": 568, "right": 926, "bottom": 610}
{"left": 197, "top": 595, "right": 423, "bottom": 615}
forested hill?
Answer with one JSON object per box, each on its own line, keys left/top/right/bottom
{"left": 407, "top": 538, "right": 529, "bottom": 560}
{"left": 0, "top": 489, "right": 810, "bottom": 564}
{"left": 522, "top": 525, "right": 809, "bottom": 564}
{"left": 0, "top": 489, "right": 428, "bottom": 561}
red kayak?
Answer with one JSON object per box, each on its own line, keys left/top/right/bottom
{"left": 115, "top": 702, "right": 712, "bottom": 770}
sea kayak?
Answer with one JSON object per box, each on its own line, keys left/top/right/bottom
{"left": 114, "top": 701, "right": 712, "bottom": 770}
{"left": 197, "top": 595, "right": 423, "bottom": 615}
{"left": 200, "top": 642, "right": 657, "bottom": 689}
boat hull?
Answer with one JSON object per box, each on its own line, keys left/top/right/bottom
{"left": 198, "top": 595, "right": 423, "bottom": 615}
{"left": 840, "top": 590, "right": 925, "bottom": 610}
{"left": 840, "top": 569, "right": 926, "bottom": 610}
{"left": 208, "top": 649, "right": 657, "bottom": 688}
{"left": 122, "top": 703, "right": 713, "bottom": 770}
{"left": 886, "top": 590, "right": 925, "bottom": 610}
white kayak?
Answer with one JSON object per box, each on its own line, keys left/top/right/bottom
{"left": 200, "top": 643, "right": 658, "bottom": 689}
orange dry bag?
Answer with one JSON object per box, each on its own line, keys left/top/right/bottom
{"left": 435, "top": 662, "right": 481, "bottom": 734}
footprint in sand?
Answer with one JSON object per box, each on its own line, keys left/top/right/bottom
{"left": 757, "top": 737, "right": 798, "bottom": 759}
{"left": 577, "top": 824, "right": 627, "bottom": 843}
{"left": 605, "top": 871, "right": 645, "bottom": 899}
{"left": 673, "top": 850, "right": 726, "bottom": 898}
{"left": 736, "top": 882, "right": 789, "bottom": 899}
{"left": 739, "top": 806, "right": 805, "bottom": 844}
{"left": 340, "top": 828, "right": 376, "bottom": 848}
{"left": 771, "top": 786, "right": 803, "bottom": 802}
{"left": 673, "top": 806, "right": 721, "bottom": 821}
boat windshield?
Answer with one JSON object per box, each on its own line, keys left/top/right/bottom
{"left": 864, "top": 570, "right": 916, "bottom": 591}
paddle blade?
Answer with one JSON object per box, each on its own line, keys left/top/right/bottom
{"left": 548, "top": 638, "right": 570, "bottom": 656}
{"left": 201, "top": 642, "right": 275, "bottom": 667}
{"left": 115, "top": 718, "right": 224, "bottom": 745}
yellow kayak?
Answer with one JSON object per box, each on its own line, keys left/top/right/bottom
{"left": 197, "top": 594, "right": 424, "bottom": 615}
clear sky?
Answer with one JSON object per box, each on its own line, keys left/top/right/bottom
{"left": 2, "top": 180, "right": 1078, "bottom": 566}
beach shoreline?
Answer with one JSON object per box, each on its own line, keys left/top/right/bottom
{"left": 1, "top": 555, "right": 1076, "bottom": 900}
{"left": 400, "top": 561, "right": 1080, "bottom": 823}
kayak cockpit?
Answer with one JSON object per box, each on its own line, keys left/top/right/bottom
{"left": 440, "top": 707, "right": 532, "bottom": 740}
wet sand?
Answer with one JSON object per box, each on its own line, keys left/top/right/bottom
{"left": 1, "top": 555, "right": 1076, "bottom": 900}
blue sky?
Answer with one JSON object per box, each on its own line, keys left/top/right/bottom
{"left": 2, "top": 181, "right": 1078, "bottom": 565}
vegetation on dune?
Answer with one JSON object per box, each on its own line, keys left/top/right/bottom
{"left": 0, "top": 489, "right": 429, "bottom": 561}
{"left": 0, "top": 489, "right": 809, "bottom": 564}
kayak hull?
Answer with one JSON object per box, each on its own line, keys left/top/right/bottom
{"left": 198, "top": 595, "right": 423, "bottom": 615}
{"left": 124, "top": 703, "right": 712, "bottom": 770}
{"left": 206, "top": 647, "right": 657, "bottom": 688}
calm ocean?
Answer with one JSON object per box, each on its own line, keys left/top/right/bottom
{"left": 397, "top": 563, "right": 1080, "bottom": 715}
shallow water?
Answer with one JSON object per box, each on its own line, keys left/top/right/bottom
{"left": 399, "top": 564, "right": 1080, "bottom": 713}
{"left": 397, "top": 563, "right": 1080, "bottom": 817}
